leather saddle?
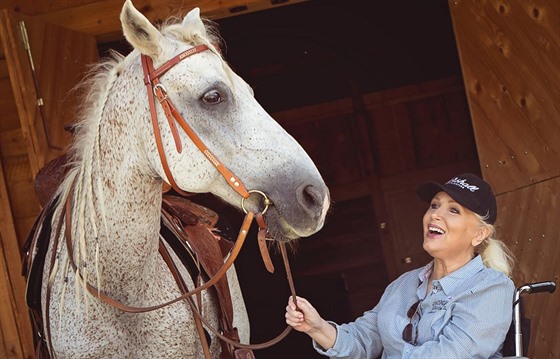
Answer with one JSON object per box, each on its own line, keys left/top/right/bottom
{"left": 22, "top": 154, "right": 249, "bottom": 359}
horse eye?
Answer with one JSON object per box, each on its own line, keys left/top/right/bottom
{"left": 201, "top": 89, "right": 223, "bottom": 104}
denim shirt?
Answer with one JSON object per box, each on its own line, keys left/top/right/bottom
{"left": 313, "top": 256, "right": 515, "bottom": 359}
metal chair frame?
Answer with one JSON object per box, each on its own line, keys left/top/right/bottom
{"left": 503, "top": 281, "right": 556, "bottom": 359}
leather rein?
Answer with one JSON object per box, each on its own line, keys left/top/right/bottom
{"left": 47, "top": 44, "right": 297, "bottom": 358}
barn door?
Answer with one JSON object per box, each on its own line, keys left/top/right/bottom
{"left": 0, "top": 9, "right": 98, "bottom": 358}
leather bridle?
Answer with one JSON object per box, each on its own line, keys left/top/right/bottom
{"left": 141, "top": 44, "right": 250, "bottom": 199}
{"left": 45, "top": 44, "right": 298, "bottom": 358}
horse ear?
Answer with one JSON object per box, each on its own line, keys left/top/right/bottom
{"left": 181, "top": 8, "right": 208, "bottom": 39}
{"left": 120, "top": 0, "right": 163, "bottom": 59}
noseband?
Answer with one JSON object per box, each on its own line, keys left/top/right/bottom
{"left": 48, "top": 44, "right": 298, "bottom": 359}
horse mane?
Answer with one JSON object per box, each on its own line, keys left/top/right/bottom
{"left": 50, "top": 14, "right": 225, "bottom": 308}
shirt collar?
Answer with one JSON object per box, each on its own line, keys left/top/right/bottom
{"left": 418, "top": 262, "right": 433, "bottom": 283}
{"left": 416, "top": 262, "right": 433, "bottom": 299}
{"left": 439, "top": 255, "right": 485, "bottom": 294}
{"left": 417, "top": 255, "right": 485, "bottom": 296}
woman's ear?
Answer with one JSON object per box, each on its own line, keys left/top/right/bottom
{"left": 472, "top": 227, "right": 490, "bottom": 247}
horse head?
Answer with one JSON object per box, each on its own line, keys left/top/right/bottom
{"left": 119, "top": 0, "right": 330, "bottom": 241}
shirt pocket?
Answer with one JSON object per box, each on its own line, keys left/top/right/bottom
{"left": 418, "top": 301, "right": 454, "bottom": 343}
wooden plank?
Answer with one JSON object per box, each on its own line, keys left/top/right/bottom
{"left": 328, "top": 179, "right": 371, "bottom": 203}
{"left": 0, "top": 62, "right": 20, "bottom": 134}
{"left": 442, "top": 91, "right": 476, "bottom": 161}
{"left": 497, "top": 177, "right": 559, "bottom": 359}
{"left": 0, "top": 9, "right": 44, "bottom": 176}
{"left": 274, "top": 77, "right": 466, "bottom": 126}
{"left": 369, "top": 105, "right": 411, "bottom": 175}
{"left": 449, "top": 0, "right": 560, "bottom": 194}
{"left": 0, "top": 155, "right": 34, "bottom": 359}
{"left": 0, "top": 233, "right": 25, "bottom": 359}
{"left": 0, "top": 106, "right": 20, "bottom": 133}
{"left": 389, "top": 104, "right": 416, "bottom": 172}
{"left": 0, "top": 91, "right": 20, "bottom": 133}
{"left": 0, "top": 0, "right": 97, "bottom": 15}
{"left": 0, "top": 58, "right": 8, "bottom": 78}
{"left": 23, "top": 15, "right": 99, "bottom": 152}
{"left": 0, "top": 321, "right": 8, "bottom": 359}
{"left": 29, "top": 0, "right": 310, "bottom": 43}
{"left": 0, "top": 129, "right": 27, "bottom": 157}
{"left": 367, "top": 83, "right": 476, "bottom": 176}
{"left": 281, "top": 113, "right": 366, "bottom": 188}
{"left": 3, "top": 154, "right": 38, "bottom": 221}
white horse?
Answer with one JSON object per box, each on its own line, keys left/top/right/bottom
{"left": 32, "top": 1, "right": 330, "bottom": 358}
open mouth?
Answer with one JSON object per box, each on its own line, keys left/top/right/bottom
{"left": 428, "top": 225, "right": 445, "bottom": 236}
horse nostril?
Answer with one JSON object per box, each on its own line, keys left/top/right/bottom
{"left": 303, "top": 186, "right": 319, "bottom": 206}
{"left": 297, "top": 184, "right": 323, "bottom": 214}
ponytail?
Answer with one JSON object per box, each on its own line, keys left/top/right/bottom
{"left": 474, "top": 215, "right": 515, "bottom": 277}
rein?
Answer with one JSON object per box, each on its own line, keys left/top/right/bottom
{"left": 45, "top": 44, "right": 298, "bottom": 358}
{"left": 60, "top": 193, "right": 297, "bottom": 357}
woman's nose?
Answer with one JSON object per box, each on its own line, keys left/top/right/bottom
{"left": 430, "top": 208, "right": 442, "bottom": 219}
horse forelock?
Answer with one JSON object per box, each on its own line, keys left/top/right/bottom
{"left": 160, "top": 19, "right": 241, "bottom": 100}
{"left": 159, "top": 16, "right": 224, "bottom": 60}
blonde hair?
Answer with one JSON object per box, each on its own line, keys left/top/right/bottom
{"left": 473, "top": 214, "right": 515, "bottom": 277}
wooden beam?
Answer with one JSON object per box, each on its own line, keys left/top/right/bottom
{"left": 32, "top": 0, "right": 309, "bottom": 43}
{"left": 0, "top": 153, "right": 35, "bottom": 359}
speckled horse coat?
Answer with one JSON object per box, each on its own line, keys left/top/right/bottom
{"left": 37, "top": 1, "right": 330, "bottom": 358}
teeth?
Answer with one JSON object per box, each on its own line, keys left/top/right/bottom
{"left": 429, "top": 226, "right": 444, "bottom": 234}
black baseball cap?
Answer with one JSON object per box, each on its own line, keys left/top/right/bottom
{"left": 416, "top": 173, "right": 497, "bottom": 224}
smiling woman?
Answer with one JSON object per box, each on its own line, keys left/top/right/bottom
{"left": 417, "top": 173, "right": 514, "bottom": 277}
{"left": 285, "top": 173, "right": 516, "bottom": 359}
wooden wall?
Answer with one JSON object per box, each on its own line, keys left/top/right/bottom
{"left": 0, "top": 15, "right": 35, "bottom": 359}
{"left": 449, "top": 1, "right": 560, "bottom": 358}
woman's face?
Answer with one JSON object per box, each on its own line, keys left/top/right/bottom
{"left": 422, "top": 191, "right": 483, "bottom": 262}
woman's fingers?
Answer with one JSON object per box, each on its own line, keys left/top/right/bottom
{"left": 286, "top": 304, "right": 303, "bottom": 322}
{"left": 286, "top": 296, "right": 317, "bottom": 332}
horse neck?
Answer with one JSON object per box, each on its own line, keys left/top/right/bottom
{"left": 68, "top": 105, "right": 163, "bottom": 294}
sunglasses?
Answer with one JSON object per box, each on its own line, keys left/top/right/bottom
{"left": 402, "top": 300, "right": 422, "bottom": 345}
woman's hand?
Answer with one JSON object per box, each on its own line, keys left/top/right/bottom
{"left": 285, "top": 296, "right": 337, "bottom": 350}
{"left": 285, "top": 296, "right": 321, "bottom": 333}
